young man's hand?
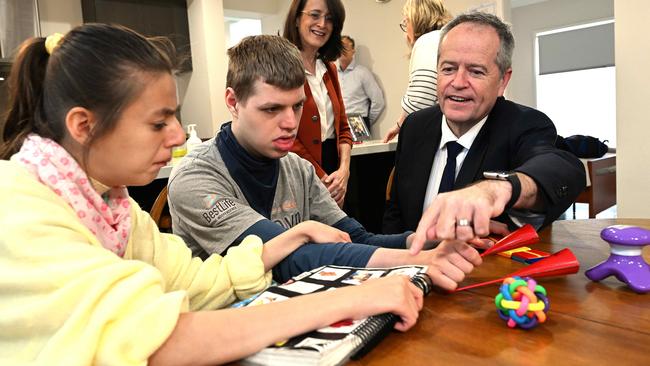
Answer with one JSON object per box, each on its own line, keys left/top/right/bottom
{"left": 420, "top": 240, "right": 482, "bottom": 291}
{"left": 296, "top": 220, "right": 351, "bottom": 244}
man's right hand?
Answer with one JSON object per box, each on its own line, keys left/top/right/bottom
{"left": 410, "top": 180, "right": 512, "bottom": 254}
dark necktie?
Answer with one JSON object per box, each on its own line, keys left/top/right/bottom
{"left": 438, "top": 141, "right": 463, "bottom": 194}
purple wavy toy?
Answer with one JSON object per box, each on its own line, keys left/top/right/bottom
{"left": 585, "top": 225, "right": 650, "bottom": 294}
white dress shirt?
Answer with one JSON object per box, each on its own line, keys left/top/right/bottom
{"left": 422, "top": 115, "right": 488, "bottom": 213}
{"left": 305, "top": 59, "right": 335, "bottom": 141}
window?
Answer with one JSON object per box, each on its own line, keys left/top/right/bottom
{"left": 535, "top": 20, "right": 616, "bottom": 147}
{"left": 226, "top": 18, "right": 262, "bottom": 48}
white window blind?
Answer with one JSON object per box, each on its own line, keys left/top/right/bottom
{"left": 538, "top": 21, "right": 614, "bottom": 75}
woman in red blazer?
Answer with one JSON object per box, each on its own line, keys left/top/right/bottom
{"left": 283, "top": 0, "right": 352, "bottom": 207}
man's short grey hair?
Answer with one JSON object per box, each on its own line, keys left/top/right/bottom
{"left": 438, "top": 12, "right": 514, "bottom": 77}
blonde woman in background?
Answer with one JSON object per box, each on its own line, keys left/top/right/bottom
{"left": 384, "top": 0, "right": 452, "bottom": 142}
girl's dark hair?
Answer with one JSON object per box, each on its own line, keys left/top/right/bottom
{"left": 1, "top": 23, "right": 176, "bottom": 160}
{"left": 282, "top": 0, "right": 346, "bottom": 62}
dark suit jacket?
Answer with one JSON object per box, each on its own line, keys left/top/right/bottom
{"left": 383, "top": 97, "right": 586, "bottom": 234}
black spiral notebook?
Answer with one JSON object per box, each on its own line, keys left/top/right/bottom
{"left": 241, "top": 265, "right": 432, "bottom": 366}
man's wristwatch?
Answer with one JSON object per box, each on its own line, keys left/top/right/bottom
{"left": 483, "top": 171, "right": 521, "bottom": 210}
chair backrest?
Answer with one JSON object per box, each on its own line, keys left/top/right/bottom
{"left": 587, "top": 155, "right": 616, "bottom": 216}
{"left": 150, "top": 185, "right": 172, "bottom": 231}
{"left": 386, "top": 166, "right": 395, "bottom": 202}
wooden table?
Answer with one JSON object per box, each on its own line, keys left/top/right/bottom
{"left": 349, "top": 219, "right": 650, "bottom": 366}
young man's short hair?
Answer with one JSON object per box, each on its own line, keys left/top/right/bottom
{"left": 226, "top": 35, "right": 305, "bottom": 103}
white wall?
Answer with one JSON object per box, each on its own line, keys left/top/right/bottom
{"left": 223, "top": 0, "right": 280, "bottom": 15}
{"left": 181, "top": 0, "right": 228, "bottom": 139}
{"left": 338, "top": 0, "right": 409, "bottom": 138}
{"left": 222, "top": 0, "right": 286, "bottom": 38}
{"left": 615, "top": 0, "right": 650, "bottom": 218}
{"left": 510, "top": 0, "right": 613, "bottom": 107}
{"left": 261, "top": 0, "right": 290, "bottom": 36}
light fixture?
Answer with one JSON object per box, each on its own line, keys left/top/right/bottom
{"left": 375, "top": 0, "right": 392, "bottom": 3}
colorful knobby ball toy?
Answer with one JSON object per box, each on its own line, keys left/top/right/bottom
{"left": 494, "top": 276, "right": 549, "bottom": 329}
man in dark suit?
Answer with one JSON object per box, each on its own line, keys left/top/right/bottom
{"left": 383, "top": 12, "right": 586, "bottom": 254}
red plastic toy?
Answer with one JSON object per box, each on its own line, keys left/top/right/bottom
{"left": 456, "top": 248, "right": 580, "bottom": 292}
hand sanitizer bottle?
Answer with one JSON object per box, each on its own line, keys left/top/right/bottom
{"left": 186, "top": 124, "right": 202, "bottom": 154}
{"left": 171, "top": 135, "right": 187, "bottom": 165}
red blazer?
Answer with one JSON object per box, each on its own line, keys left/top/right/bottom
{"left": 291, "top": 61, "right": 353, "bottom": 178}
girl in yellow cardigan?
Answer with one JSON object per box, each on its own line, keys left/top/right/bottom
{"left": 0, "top": 24, "right": 423, "bottom": 365}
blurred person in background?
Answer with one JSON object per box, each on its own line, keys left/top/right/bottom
{"left": 384, "top": 0, "right": 452, "bottom": 142}
{"left": 337, "top": 35, "right": 385, "bottom": 127}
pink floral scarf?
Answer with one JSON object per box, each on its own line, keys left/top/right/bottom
{"left": 13, "top": 134, "right": 131, "bottom": 257}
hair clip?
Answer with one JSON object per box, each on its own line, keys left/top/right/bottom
{"left": 45, "top": 33, "right": 64, "bottom": 55}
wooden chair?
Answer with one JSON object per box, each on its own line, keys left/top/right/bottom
{"left": 149, "top": 185, "right": 172, "bottom": 232}
{"left": 575, "top": 155, "right": 616, "bottom": 218}
{"left": 386, "top": 166, "right": 395, "bottom": 201}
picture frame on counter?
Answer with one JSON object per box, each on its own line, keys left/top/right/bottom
{"left": 348, "top": 114, "right": 371, "bottom": 142}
